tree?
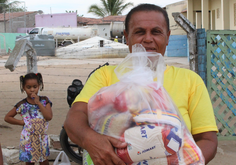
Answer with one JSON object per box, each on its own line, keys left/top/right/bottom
{"left": 0, "top": 0, "right": 26, "bottom": 13}
{"left": 10, "top": 5, "right": 27, "bottom": 12}
{"left": 65, "top": 10, "right": 77, "bottom": 13}
{"left": 65, "top": 10, "right": 84, "bottom": 17}
{"left": 88, "top": 0, "right": 133, "bottom": 17}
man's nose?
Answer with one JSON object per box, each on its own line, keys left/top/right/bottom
{"left": 143, "top": 32, "right": 153, "bottom": 43}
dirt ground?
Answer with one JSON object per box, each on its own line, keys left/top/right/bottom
{"left": 0, "top": 55, "right": 236, "bottom": 165}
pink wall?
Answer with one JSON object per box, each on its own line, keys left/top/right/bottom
{"left": 35, "top": 12, "right": 77, "bottom": 27}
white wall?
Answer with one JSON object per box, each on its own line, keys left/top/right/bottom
{"left": 209, "top": 0, "right": 222, "bottom": 30}
{"left": 188, "top": 0, "right": 236, "bottom": 30}
{"left": 166, "top": 0, "right": 187, "bottom": 35}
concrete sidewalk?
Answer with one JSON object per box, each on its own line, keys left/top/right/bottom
{"left": 209, "top": 140, "right": 236, "bottom": 165}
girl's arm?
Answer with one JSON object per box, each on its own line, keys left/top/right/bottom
{"left": 4, "top": 107, "right": 24, "bottom": 126}
{"left": 37, "top": 102, "right": 53, "bottom": 121}
{"left": 31, "top": 94, "right": 53, "bottom": 121}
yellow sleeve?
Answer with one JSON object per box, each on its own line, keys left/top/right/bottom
{"left": 189, "top": 77, "right": 218, "bottom": 135}
{"left": 164, "top": 66, "right": 218, "bottom": 134}
{"left": 73, "top": 65, "right": 118, "bottom": 104}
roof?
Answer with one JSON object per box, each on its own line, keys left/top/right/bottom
{"left": 78, "top": 15, "right": 126, "bottom": 25}
{"left": 102, "top": 15, "right": 126, "bottom": 22}
{"left": 0, "top": 11, "right": 38, "bottom": 21}
{"left": 56, "top": 36, "right": 129, "bottom": 59}
{"left": 77, "top": 17, "right": 102, "bottom": 24}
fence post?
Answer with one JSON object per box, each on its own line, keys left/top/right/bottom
{"left": 196, "top": 29, "right": 207, "bottom": 86}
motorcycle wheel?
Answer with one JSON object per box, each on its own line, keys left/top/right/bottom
{"left": 60, "top": 127, "right": 83, "bottom": 164}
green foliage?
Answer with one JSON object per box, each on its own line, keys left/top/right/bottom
{"left": 0, "top": 0, "right": 27, "bottom": 13}
{"left": 88, "top": 0, "right": 133, "bottom": 17}
{"left": 65, "top": 10, "right": 78, "bottom": 13}
{"left": 65, "top": 10, "right": 84, "bottom": 17}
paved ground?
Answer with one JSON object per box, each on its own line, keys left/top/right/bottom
{"left": 1, "top": 55, "right": 236, "bottom": 165}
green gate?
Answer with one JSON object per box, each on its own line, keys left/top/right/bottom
{"left": 206, "top": 30, "right": 236, "bottom": 140}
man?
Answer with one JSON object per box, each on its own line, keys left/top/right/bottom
{"left": 114, "top": 36, "right": 118, "bottom": 42}
{"left": 64, "top": 4, "right": 218, "bottom": 165}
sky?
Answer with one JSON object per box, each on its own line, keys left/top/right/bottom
{"left": 14, "top": 0, "right": 184, "bottom": 18}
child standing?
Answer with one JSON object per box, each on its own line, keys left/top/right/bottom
{"left": 4, "top": 73, "right": 52, "bottom": 165}
{"left": 0, "top": 143, "right": 3, "bottom": 165}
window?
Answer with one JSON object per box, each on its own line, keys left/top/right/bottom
{"left": 217, "top": 8, "right": 220, "bottom": 19}
{"left": 29, "top": 28, "right": 39, "bottom": 34}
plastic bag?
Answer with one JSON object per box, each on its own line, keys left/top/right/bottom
{"left": 85, "top": 44, "right": 205, "bottom": 165}
{"left": 53, "top": 151, "right": 71, "bottom": 165}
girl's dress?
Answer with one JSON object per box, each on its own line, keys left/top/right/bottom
{"left": 15, "top": 96, "right": 52, "bottom": 162}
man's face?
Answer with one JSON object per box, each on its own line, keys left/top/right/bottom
{"left": 124, "top": 11, "right": 171, "bottom": 56}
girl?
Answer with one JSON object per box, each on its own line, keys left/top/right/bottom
{"left": 0, "top": 143, "right": 3, "bottom": 165}
{"left": 4, "top": 73, "right": 52, "bottom": 165}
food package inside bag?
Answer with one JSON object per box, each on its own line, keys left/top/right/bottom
{"left": 86, "top": 44, "right": 205, "bottom": 165}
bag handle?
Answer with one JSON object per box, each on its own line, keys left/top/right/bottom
{"left": 53, "top": 151, "right": 71, "bottom": 165}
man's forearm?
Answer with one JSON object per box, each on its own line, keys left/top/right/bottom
{"left": 196, "top": 139, "right": 217, "bottom": 164}
{"left": 193, "top": 131, "right": 218, "bottom": 164}
{"left": 64, "top": 102, "right": 93, "bottom": 148}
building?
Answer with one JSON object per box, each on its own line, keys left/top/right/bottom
{"left": 165, "top": 0, "right": 188, "bottom": 35}
{"left": 164, "top": 0, "right": 188, "bottom": 57}
{"left": 187, "top": 0, "right": 236, "bottom": 30}
{"left": 0, "top": 11, "right": 39, "bottom": 33}
{"left": 35, "top": 12, "right": 77, "bottom": 28}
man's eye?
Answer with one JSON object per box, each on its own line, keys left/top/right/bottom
{"left": 152, "top": 30, "right": 161, "bottom": 34}
{"left": 135, "top": 31, "right": 144, "bottom": 34}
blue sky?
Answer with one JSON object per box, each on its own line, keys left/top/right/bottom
{"left": 16, "top": 0, "right": 184, "bottom": 18}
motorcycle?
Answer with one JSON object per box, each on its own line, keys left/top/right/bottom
{"left": 59, "top": 63, "right": 109, "bottom": 164}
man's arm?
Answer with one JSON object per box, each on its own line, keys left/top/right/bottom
{"left": 64, "top": 101, "right": 127, "bottom": 165}
{"left": 193, "top": 131, "right": 218, "bottom": 164}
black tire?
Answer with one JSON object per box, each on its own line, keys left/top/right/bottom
{"left": 60, "top": 127, "right": 83, "bottom": 164}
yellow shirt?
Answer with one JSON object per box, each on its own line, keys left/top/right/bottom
{"left": 74, "top": 65, "right": 218, "bottom": 135}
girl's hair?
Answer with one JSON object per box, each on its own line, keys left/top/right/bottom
{"left": 20, "top": 73, "right": 44, "bottom": 93}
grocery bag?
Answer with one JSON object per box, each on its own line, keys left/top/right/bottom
{"left": 53, "top": 151, "right": 71, "bottom": 165}
{"left": 84, "top": 44, "right": 205, "bottom": 165}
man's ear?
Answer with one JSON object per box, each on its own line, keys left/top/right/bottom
{"left": 166, "top": 30, "right": 171, "bottom": 46}
{"left": 124, "top": 30, "right": 128, "bottom": 45}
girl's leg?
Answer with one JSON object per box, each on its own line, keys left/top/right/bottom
{"left": 39, "top": 160, "right": 49, "bottom": 165}
{"left": 26, "top": 162, "right": 34, "bottom": 165}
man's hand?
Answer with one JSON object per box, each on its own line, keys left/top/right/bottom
{"left": 64, "top": 102, "right": 127, "bottom": 165}
{"left": 84, "top": 132, "right": 127, "bottom": 165}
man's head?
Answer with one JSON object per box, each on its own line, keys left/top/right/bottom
{"left": 124, "top": 3, "right": 171, "bottom": 55}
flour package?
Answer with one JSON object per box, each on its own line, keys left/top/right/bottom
{"left": 84, "top": 44, "right": 205, "bottom": 165}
